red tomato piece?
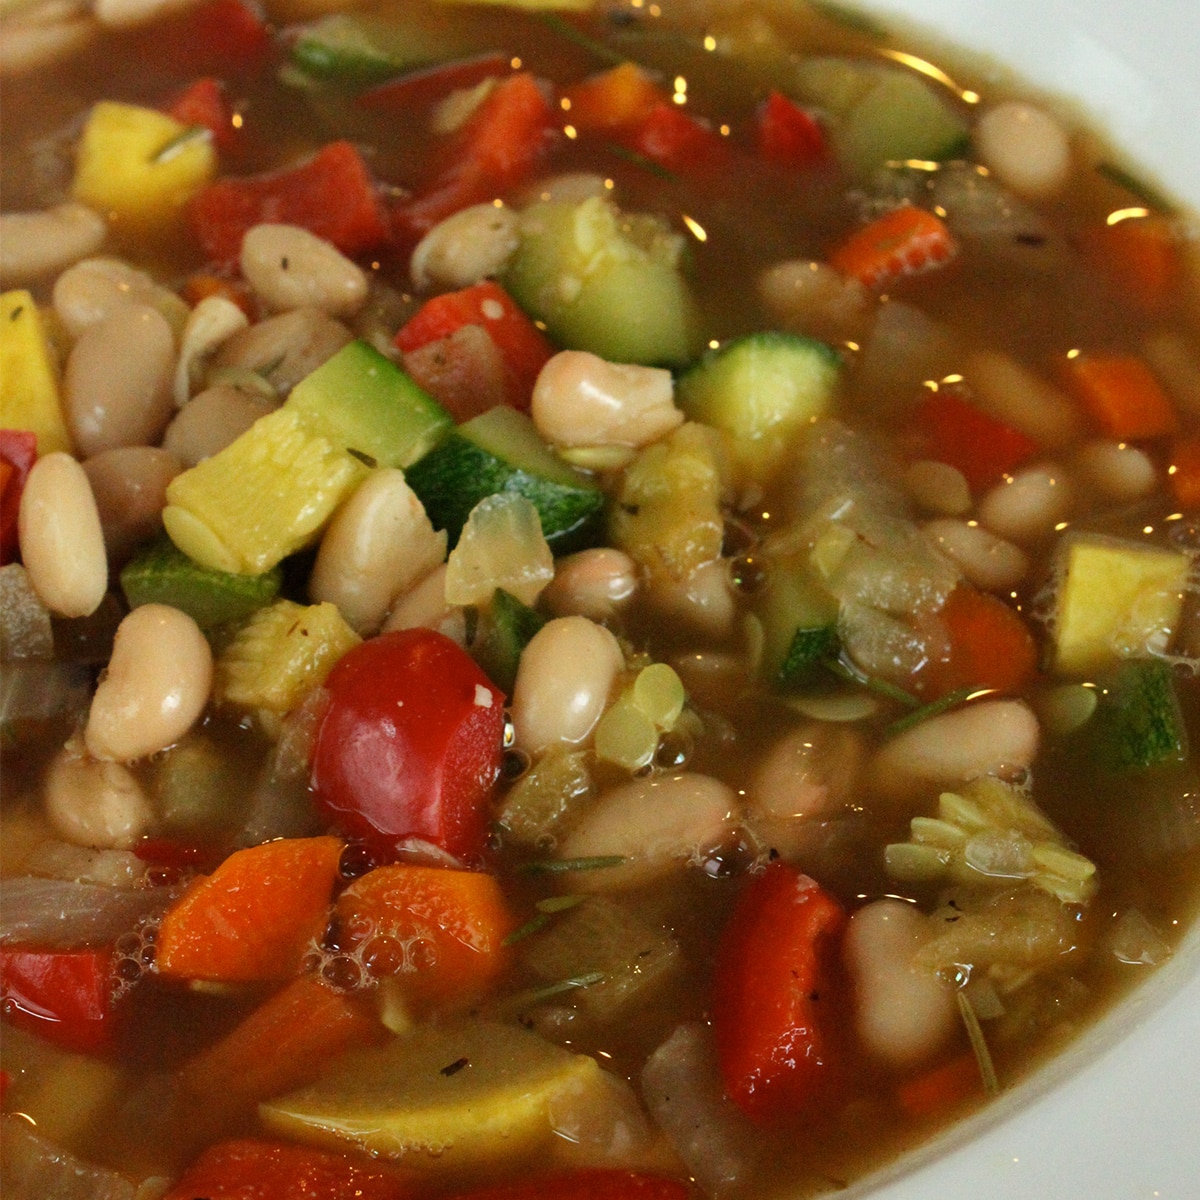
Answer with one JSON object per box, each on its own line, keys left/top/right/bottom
{"left": 711, "top": 861, "right": 848, "bottom": 1123}
{"left": 162, "top": 77, "right": 241, "bottom": 157}
{"left": 356, "top": 53, "right": 514, "bottom": 115}
{"left": 754, "top": 90, "right": 827, "bottom": 169}
{"left": 189, "top": 140, "right": 390, "bottom": 266}
{"left": 624, "top": 101, "right": 735, "bottom": 177}
{"left": 159, "top": 1138, "right": 410, "bottom": 1200}
{"left": 0, "top": 429, "right": 37, "bottom": 566}
{"left": 135, "top": 0, "right": 274, "bottom": 78}
{"left": 448, "top": 1170, "right": 692, "bottom": 1200}
{"left": 0, "top": 944, "right": 119, "bottom": 1053}
{"left": 913, "top": 389, "right": 1040, "bottom": 492}
{"left": 310, "top": 629, "right": 507, "bottom": 864}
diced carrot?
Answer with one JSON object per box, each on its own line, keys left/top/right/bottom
{"left": 895, "top": 1053, "right": 981, "bottom": 1120}
{"left": 828, "top": 204, "right": 957, "bottom": 290}
{"left": 1061, "top": 352, "right": 1178, "bottom": 440}
{"left": 624, "top": 101, "right": 735, "bottom": 177}
{"left": 335, "top": 864, "right": 517, "bottom": 1009}
{"left": 1083, "top": 213, "right": 1181, "bottom": 312}
{"left": 754, "top": 89, "right": 827, "bottom": 169}
{"left": 918, "top": 585, "right": 1040, "bottom": 700}
{"left": 1168, "top": 434, "right": 1200, "bottom": 508}
{"left": 155, "top": 836, "right": 345, "bottom": 983}
{"left": 561, "top": 62, "right": 665, "bottom": 133}
{"left": 179, "top": 974, "right": 383, "bottom": 1111}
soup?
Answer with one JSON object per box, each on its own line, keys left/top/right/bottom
{"left": 1, "top": 0, "right": 1198, "bottom": 1197}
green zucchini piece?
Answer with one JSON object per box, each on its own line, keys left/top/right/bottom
{"left": 287, "top": 340, "right": 452, "bottom": 470}
{"left": 120, "top": 536, "right": 282, "bottom": 630}
{"left": 288, "top": 13, "right": 469, "bottom": 85}
{"left": 405, "top": 406, "right": 605, "bottom": 553}
{"left": 504, "top": 196, "right": 703, "bottom": 367}
{"left": 676, "top": 331, "right": 841, "bottom": 484}
{"left": 469, "top": 587, "right": 546, "bottom": 696}
{"left": 756, "top": 552, "right": 840, "bottom": 689}
{"left": 1092, "top": 659, "right": 1188, "bottom": 772}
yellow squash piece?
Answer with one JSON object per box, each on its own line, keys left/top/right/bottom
{"left": 1052, "top": 535, "right": 1191, "bottom": 676}
{"left": 260, "top": 1019, "right": 606, "bottom": 1168}
{"left": 0, "top": 291, "right": 71, "bottom": 455}
{"left": 72, "top": 101, "right": 217, "bottom": 237}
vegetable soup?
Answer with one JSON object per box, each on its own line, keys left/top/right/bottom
{"left": 1, "top": 1, "right": 1199, "bottom": 1197}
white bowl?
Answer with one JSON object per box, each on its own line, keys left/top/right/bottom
{"left": 843, "top": 2, "right": 1200, "bottom": 1196}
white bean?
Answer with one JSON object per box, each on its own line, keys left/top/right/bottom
{"left": 977, "top": 462, "right": 1073, "bottom": 544}
{"left": 93, "top": 0, "right": 194, "bottom": 27}
{"left": 44, "top": 744, "right": 153, "bottom": 850}
{"left": 162, "top": 383, "right": 279, "bottom": 466}
{"left": 646, "top": 558, "right": 737, "bottom": 640}
{"left": 510, "top": 616, "right": 624, "bottom": 755}
{"left": 309, "top": 469, "right": 448, "bottom": 636}
{"left": 409, "top": 203, "right": 520, "bottom": 292}
{"left": 82, "top": 446, "right": 182, "bottom": 564}
{"left": 173, "top": 295, "right": 250, "bottom": 406}
{"left": 964, "top": 350, "right": 1082, "bottom": 448}
{"left": 85, "top": 604, "right": 213, "bottom": 762}
{"left": 240, "top": 224, "right": 369, "bottom": 318}
{"left": 845, "top": 899, "right": 958, "bottom": 1069}
{"left": 381, "top": 564, "right": 467, "bottom": 645}
{"left": 64, "top": 303, "right": 176, "bottom": 456}
{"left": 532, "top": 350, "right": 682, "bottom": 449}
{"left": 52, "top": 256, "right": 189, "bottom": 340}
{"left": 18, "top": 451, "right": 107, "bottom": 618}
{"left": 542, "top": 548, "right": 639, "bottom": 621}
{"left": 517, "top": 172, "right": 610, "bottom": 207}
{"left": 975, "top": 101, "right": 1071, "bottom": 200}
{"left": 556, "top": 772, "right": 739, "bottom": 890}
{"left": 756, "top": 258, "right": 874, "bottom": 344}
{"left": 904, "top": 460, "right": 972, "bottom": 516}
{"left": 0, "top": 203, "right": 107, "bottom": 287}
{"left": 1073, "top": 440, "right": 1158, "bottom": 502}
{"left": 923, "top": 518, "right": 1030, "bottom": 591}
{"left": 868, "top": 699, "right": 1040, "bottom": 801}
{"left": 0, "top": 1, "right": 95, "bottom": 78}
{"left": 213, "top": 307, "right": 353, "bottom": 395}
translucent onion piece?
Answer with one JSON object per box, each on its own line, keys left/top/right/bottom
{"left": 0, "top": 1116, "right": 147, "bottom": 1200}
{"left": 0, "top": 661, "right": 92, "bottom": 727}
{"left": 0, "top": 876, "right": 174, "bottom": 946}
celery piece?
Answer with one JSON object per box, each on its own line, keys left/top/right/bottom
{"left": 121, "top": 537, "right": 282, "bottom": 631}
{"left": 286, "top": 341, "right": 452, "bottom": 471}
{"left": 153, "top": 735, "right": 246, "bottom": 836}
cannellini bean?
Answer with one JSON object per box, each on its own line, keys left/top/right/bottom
{"left": 975, "top": 101, "right": 1071, "bottom": 200}
{"left": 542, "top": 548, "right": 639, "bottom": 621}
{"left": 977, "top": 462, "right": 1073, "bottom": 544}
{"left": 310, "top": 469, "right": 448, "bottom": 636}
{"left": 409, "top": 203, "right": 521, "bottom": 292}
{"left": 646, "top": 558, "right": 737, "bottom": 640}
{"left": 1073, "top": 440, "right": 1158, "bottom": 501}
{"left": 964, "top": 350, "right": 1082, "bottom": 448}
{"left": 18, "top": 451, "right": 107, "bottom": 618}
{"left": 44, "top": 745, "right": 153, "bottom": 850}
{"left": 868, "top": 699, "right": 1040, "bottom": 801}
{"left": 923, "top": 518, "right": 1030, "bottom": 591}
{"left": 213, "top": 307, "right": 353, "bottom": 395}
{"left": 381, "top": 564, "right": 467, "bottom": 645}
{"left": 83, "top": 446, "right": 182, "bottom": 564}
{"left": 93, "top": 0, "right": 194, "bottom": 27}
{"left": 518, "top": 172, "right": 611, "bottom": 206}
{"left": 64, "top": 303, "right": 176, "bottom": 457}
{"left": 510, "top": 616, "right": 624, "bottom": 755}
{"left": 532, "top": 350, "right": 682, "bottom": 449}
{"left": 845, "top": 899, "right": 958, "bottom": 1069}
{"left": 903, "top": 460, "right": 972, "bottom": 516}
{"left": 85, "top": 603, "right": 212, "bottom": 762}
{"left": 52, "top": 256, "right": 189, "bottom": 340}
{"left": 162, "top": 382, "right": 279, "bottom": 466}
{"left": 556, "top": 772, "right": 739, "bottom": 890}
{"left": 240, "top": 224, "right": 369, "bottom": 318}
{"left": 0, "top": 1, "right": 96, "bottom": 78}
{"left": 173, "top": 295, "right": 250, "bottom": 406}
{"left": 756, "top": 258, "right": 874, "bottom": 344}
{"left": 0, "top": 203, "right": 107, "bottom": 287}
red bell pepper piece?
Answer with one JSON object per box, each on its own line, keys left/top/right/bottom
{"left": 310, "top": 628, "right": 507, "bottom": 865}
{"left": 161, "top": 77, "right": 241, "bottom": 157}
{"left": 189, "top": 140, "right": 390, "bottom": 266}
{"left": 160, "top": 1139, "right": 410, "bottom": 1200}
{"left": 0, "top": 944, "right": 120, "bottom": 1053}
{"left": 392, "top": 71, "right": 557, "bottom": 246}
{"left": 356, "top": 52, "right": 513, "bottom": 115}
{"left": 711, "top": 861, "right": 848, "bottom": 1123}
{"left": 395, "top": 280, "right": 555, "bottom": 417}
{"left": 0, "top": 429, "right": 37, "bottom": 566}
{"left": 754, "top": 90, "right": 827, "bottom": 169}
{"left": 448, "top": 1169, "right": 693, "bottom": 1200}
{"left": 623, "top": 101, "right": 735, "bottom": 177}
{"left": 913, "top": 389, "right": 1040, "bottom": 492}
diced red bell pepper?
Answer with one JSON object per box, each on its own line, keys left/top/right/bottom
{"left": 913, "top": 389, "right": 1040, "bottom": 492}
{"left": 754, "top": 90, "right": 827, "bottom": 169}
{"left": 395, "top": 280, "right": 555, "bottom": 416}
{"left": 0, "top": 429, "right": 37, "bottom": 566}
{"left": 0, "top": 944, "right": 120, "bottom": 1053}
{"left": 189, "top": 140, "right": 390, "bottom": 266}
{"left": 357, "top": 53, "right": 513, "bottom": 115}
{"left": 711, "top": 861, "right": 848, "bottom": 1123}
{"left": 623, "top": 101, "right": 736, "bottom": 177}
{"left": 162, "top": 77, "right": 241, "bottom": 157}
{"left": 392, "top": 71, "right": 557, "bottom": 246}
{"left": 448, "top": 1169, "right": 693, "bottom": 1200}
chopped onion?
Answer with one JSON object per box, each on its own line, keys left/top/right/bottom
{"left": 0, "top": 661, "right": 92, "bottom": 727}
{"left": 0, "top": 1114, "right": 151, "bottom": 1200}
{"left": 0, "top": 876, "right": 174, "bottom": 946}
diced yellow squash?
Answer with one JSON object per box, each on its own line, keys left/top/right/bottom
{"left": 71, "top": 102, "right": 216, "bottom": 237}
{"left": 215, "top": 599, "right": 360, "bottom": 714}
{"left": 0, "top": 291, "right": 71, "bottom": 455}
{"left": 1052, "top": 535, "right": 1191, "bottom": 676}
{"left": 260, "top": 1019, "right": 606, "bottom": 1168}
{"left": 163, "top": 408, "right": 368, "bottom": 575}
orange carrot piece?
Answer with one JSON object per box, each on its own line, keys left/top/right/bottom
{"left": 1083, "top": 214, "right": 1181, "bottom": 312}
{"left": 1168, "top": 434, "right": 1200, "bottom": 509}
{"left": 181, "top": 272, "right": 256, "bottom": 319}
{"left": 156, "top": 836, "right": 345, "bottom": 983}
{"left": 335, "top": 864, "right": 516, "bottom": 1009}
{"left": 1061, "top": 353, "right": 1178, "bottom": 440}
{"left": 828, "top": 205, "right": 957, "bottom": 289}
{"left": 561, "top": 62, "right": 665, "bottom": 133}
{"left": 896, "top": 1053, "right": 981, "bottom": 1119}
{"left": 919, "top": 585, "right": 1039, "bottom": 700}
